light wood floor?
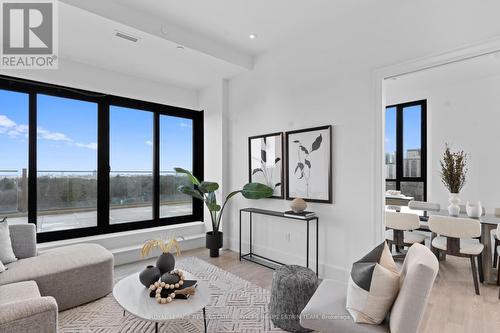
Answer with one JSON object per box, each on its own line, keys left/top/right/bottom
{"left": 115, "top": 249, "right": 500, "bottom": 333}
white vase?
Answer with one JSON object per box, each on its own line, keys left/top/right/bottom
{"left": 466, "top": 201, "right": 482, "bottom": 218}
{"left": 448, "top": 193, "right": 461, "bottom": 217}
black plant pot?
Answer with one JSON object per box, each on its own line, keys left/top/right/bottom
{"left": 139, "top": 265, "right": 161, "bottom": 287}
{"left": 156, "top": 252, "right": 176, "bottom": 275}
{"left": 206, "top": 231, "right": 223, "bottom": 257}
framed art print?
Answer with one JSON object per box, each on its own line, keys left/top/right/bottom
{"left": 285, "top": 125, "right": 332, "bottom": 203}
{"left": 248, "top": 132, "right": 284, "bottom": 199}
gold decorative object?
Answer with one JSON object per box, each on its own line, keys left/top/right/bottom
{"left": 140, "top": 236, "right": 182, "bottom": 258}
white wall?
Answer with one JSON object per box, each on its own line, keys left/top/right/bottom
{"left": 198, "top": 80, "right": 230, "bottom": 236}
{"left": 386, "top": 72, "right": 500, "bottom": 210}
{"left": 224, "top": 3, "right": 500, "bottom": 281}
{"left": 0, "top": 58, "right": 199, "bottom": 109}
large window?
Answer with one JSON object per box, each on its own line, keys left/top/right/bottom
{"left": 385, "top": 100, "right": 426, "bottom": 201}
{"left": 0, "top": 90, "right": 29, "bottom": 224}
{"left": 0, "top": 76, "right": 203, "bottom": 242}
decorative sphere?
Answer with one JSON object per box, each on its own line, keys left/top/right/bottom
{"left": 174, "top": 283, "right": 179, "bottom": 288}
{"left": 179, "top": 280, "right": 184, "bottom": 286}
{"left": 169, "top": 284, "right": 174, "bottom": 289}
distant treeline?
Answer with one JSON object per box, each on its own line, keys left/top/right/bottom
{"left": 0, "top": 174, "right": 191, "bottom": 212}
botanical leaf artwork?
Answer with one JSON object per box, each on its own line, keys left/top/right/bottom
{"left": 293, "top": 134, "right": 323, "bottom": 197}
{"left": 251, "top": 137, "right": 282, "bottom": 191}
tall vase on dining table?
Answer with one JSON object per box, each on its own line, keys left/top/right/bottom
{"left": 448, "top": 193, "right": 461, "bottom": 217}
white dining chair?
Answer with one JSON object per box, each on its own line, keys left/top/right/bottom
{"left": 385, "top": 212, "right": 426, "bottom": 256}
{"left": 429, "top": 215, "right": 484, "bottom": 295}
{"left": 493, "top": 209, "right": 500, "bottom": 269}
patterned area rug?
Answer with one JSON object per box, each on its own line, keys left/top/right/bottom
{"left": 59, "top": 257, "right": 285, "bottom": 332}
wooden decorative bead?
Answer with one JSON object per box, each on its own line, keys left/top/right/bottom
{"left": 171, "top": 293, "right": 175, "bottom": 299}
{"left": 169, "top": 284, "right": 175, "bottom": 289}
{"left": 166, "top": 297, "right": 172, "bottom": 303}
{"left": 160, "top": 282, "right": 166, "bottom": 287}
{"left": 174, "top": 283, "right": 179, "bottom": 288}
{"left": 157, "top": 297, "right": 162, "bottom": 303}
{"left": 179, "top": 280, "right": 184, "bottom": 286}
{"left": 160, "top": 298, "right": 167, "bottom": 304}
{"left": 154, "top": 282, "right": 160, "bottom": 288}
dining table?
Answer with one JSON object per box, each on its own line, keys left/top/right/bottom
{"left": 407, "top": 207, "right": 499, "bottom": 284}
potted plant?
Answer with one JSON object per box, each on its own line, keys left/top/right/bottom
{"left": 440, "top": 144, "right": 468, "bottom": 217}
{"left": 174, "top": 167, "right": 273, "bottom": 257}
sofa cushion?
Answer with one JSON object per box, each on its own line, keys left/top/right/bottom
{"left": 300, "top": 279, "right": 389, "bottom": 333}
{"left": 0, "top": 280, "right": 41, "bottom": 305}
{"left": 346, "top": 242, "right": 399, "bottom": 324}
{"left": 0, "top": 219, "right": 17, "bottom": 264}
{"left": 0, "top": 243, "right": 114, "bottom": 310}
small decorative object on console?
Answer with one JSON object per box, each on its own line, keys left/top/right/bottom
{"left": 290, "top": 198, "right": 307, "bottom": 213}
{"left": 284, "top": 210, "right": 315, "bottom": 219}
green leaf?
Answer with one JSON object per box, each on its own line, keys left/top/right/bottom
{"left": 299, "top": 145, "right": 309, "bottom": 154}
{"left": 311, "top": 134, "right": 323, "bottom": 152}
{"left": 178, "top": 185, "right": 204, "bottom": 200}
{"left": 241, "top": 183, "right": 274, "bottom": 199}
{"left": 174, "top": 167, "right": 200, "bottom": 185}
{"left": 226, "top": 190, "right": 242, "bottom": 200}
{"left": 304, "top": 159, "right": 311, "bottom": 169}
{"left": 207, "top": 202, "right": 221, "bottom": 212}
{"left": 198, "top": 181, "right": 219, "bottom": 193}
{"left": 206, "top": 192, "right": 217, "bottom": 205}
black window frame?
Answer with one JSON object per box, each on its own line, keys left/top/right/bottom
{"left": 385, "top": 100, "right": 427, "bottom": 201}
{"left": 0, "top": 75, "right": 204, "bottom": 242}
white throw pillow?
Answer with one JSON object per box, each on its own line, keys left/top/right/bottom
{"left": 346, "top": 242, "right": 400, "bottom": 324}
{"left": 0, "top": 218, "right": 17, "bottom": 264}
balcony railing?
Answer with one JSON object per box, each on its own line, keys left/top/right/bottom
{"left": 0, "top": 169, "right": 192, "bottom": 217}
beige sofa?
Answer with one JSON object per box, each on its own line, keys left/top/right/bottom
{"left": 0, "top": 224, "right": 114, "bottom": 332}
{"left": 300, "top": 243, "right": 439, "bottom": 333}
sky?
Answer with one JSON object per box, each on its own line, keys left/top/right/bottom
{"left": 385, "top": 105, "right": 422, "bottom": 157}
{"left": 0, "top": 89, "right": 192, "bottom": 174}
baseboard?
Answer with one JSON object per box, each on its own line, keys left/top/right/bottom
{"left": 227, "top": 236, "right": 349, "bottom": 282}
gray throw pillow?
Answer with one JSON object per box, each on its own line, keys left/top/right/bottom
{"left": 0, "top": 218, "right": 18, "bottom": 264}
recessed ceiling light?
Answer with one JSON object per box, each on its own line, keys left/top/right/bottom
{"left": 176, "top": 45, "right": 185, "bottom": 50}
{"left": 249, "top": 34, "right": 257, "bottom": 39}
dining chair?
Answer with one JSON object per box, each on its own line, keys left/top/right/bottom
{"left": 496, "top": 223, "right": 500, "bottom": 299}
{"left": 493, "top": 209, "right": 500, "bottom": 269}
{"left": 385, "top": 212, "right": 426, "bottom": 256}
{"left": 428, "top": 215, "right": 484, "bottom": 295}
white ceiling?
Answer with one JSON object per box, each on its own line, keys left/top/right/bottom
{"left": 58, "top": 2, "right": 246, "bottom": 90}
{"left": 385, "top": 52, "right": 500, "bottom": 91}
{"left": 58, "top": 0, "right": 367, "bottom": 90}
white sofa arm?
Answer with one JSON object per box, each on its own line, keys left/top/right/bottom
{"left": 0, "top": 296, "right": 58, "bottom": 333}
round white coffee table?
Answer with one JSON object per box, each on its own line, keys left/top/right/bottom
{"left": 113, "top": 271, "right": 210, "bottom": 333}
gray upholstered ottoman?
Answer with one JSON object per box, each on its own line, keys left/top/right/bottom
{"left": 270, "top": 265, "right": 319, "bottom": 332}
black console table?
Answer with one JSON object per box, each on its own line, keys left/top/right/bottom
{"left": 239, "top": 208, "right": 319, "bottom": 276}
